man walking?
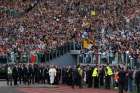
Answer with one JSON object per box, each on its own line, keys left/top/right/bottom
{"left": 49, "top": 65, "right": 57, "bottom": 85}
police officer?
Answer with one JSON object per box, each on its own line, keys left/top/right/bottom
{"left": 105, "top": 65, "right": 113, "bottom": 89}
{"left": 92, "top": 65, "right": 99, "bottom": 88}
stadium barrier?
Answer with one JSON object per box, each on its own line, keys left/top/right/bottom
{"left": 0, "top": 42, "right": 139, "bottom": 68}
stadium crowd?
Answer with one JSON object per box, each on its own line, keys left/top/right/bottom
{"left": 0, "top": 0, "right": 140, "bottom": 59}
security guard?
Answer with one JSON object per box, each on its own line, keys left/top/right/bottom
{"left": 105, "top": 65, "right": 113, "bottom": 89}
{"left": 92, "top": 65, "right": 99, "bottom": 88}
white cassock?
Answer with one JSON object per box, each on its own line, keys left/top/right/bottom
{"left": 49, "top": 68, "right": 57, "bottom": 84}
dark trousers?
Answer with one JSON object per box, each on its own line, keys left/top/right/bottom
{"left": 23, "top": 76, "right": 28, "bottom": 85}
{"left": 32, "top": 76, "right": 35, "bottom": 84}
{"left": 105, "top": 76, "right": 111, "bottom": 89}
{"left": 77, "top": 77, "right": 82, "bottom": 88}
{"left": 13, "top": 77, "right": 18, "bottom": 85}
{"left": 18, "top": 76, "right": 22, "bottom": 84}
{"left": 7, "top": 74, "right": 13, "bottom": 86}
{"left": 41, "top": 76, "right": 46, "bottom": 84}
{"left": 94, "top": 76, "right": 99, "bottom": 88}
{"left": 28, "top": 76, "right": 32, "bottom": 84}
{"left": 118, "top": 82, "right": 125, "bottom": 93}
{"left": 99, "top": 77, "right": 104, "bottom": 87}
{"left": 136, "top": 82, "right": 140, "bottom": 93}
{"left": 87, "top": 77, "right": 93, "bottom": 88}
{"left": 72, "top": 79, "right": 77, "bottom": 88}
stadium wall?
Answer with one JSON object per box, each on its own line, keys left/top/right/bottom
{"left": 49, "top": 53, "right": 77, "bottom": 66}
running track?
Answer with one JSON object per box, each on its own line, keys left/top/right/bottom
{"left": 18, "top": 85, "right": 118, "bottom": 93}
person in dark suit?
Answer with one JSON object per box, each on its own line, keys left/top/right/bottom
{"left": 86, "top": 66, "right": 93, "bottom": 88}
{"left": 71, "top": 67, "right": 78, "bottom": 88}
{"left": 44, "top": 66, "right": 50, "bottom": 84}
{"left": 62, "top": 67, "right": 67, "bottom": 84}
{"left": 28, "top": 64, "right": 34, "bottom": 84}
{"left": 12, "top": 65, "right": 18, "bottom": 86}
{"left": 40, "top": 65, "right": 45, "bottom": 84}
{"left": 55, "top": 66, "right": 61, "bottom": 85}
{"left": 34, "top": 64, "right": 40, "bottom": 83}
{"left": 66, "top": 66, "right": 72, "bottom": 85}
{"left": 22, "top": 64, "right": 28, "bottom": 85}
{"left": 17, "top": 64, "right": 23, "bottom": 85}
{"left": 118, "top": 68, "right": 126, "bottom": 93}
{"left": 99, "top": 66, "right": 105, "bottom": 87}
{"left": 135, "top": 69, "right": 140, "bottom": 93}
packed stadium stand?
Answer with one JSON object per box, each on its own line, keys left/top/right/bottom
{"left": 0, "top": 0, "right": 140, "bottom": 68}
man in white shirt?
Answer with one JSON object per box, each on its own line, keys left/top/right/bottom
{"left": 7, "top": 65, "right": 13, "bottom": 86}
{"left": 49, "top": 65, "right": 57, "bottom": 85}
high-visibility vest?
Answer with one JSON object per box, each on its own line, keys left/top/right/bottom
{"left": 106, "top": 66, "right": 113, "bottom": 76}
{"left": 92, "top": 68, "right": 98, "bottom": 77}
{"left": 78, "top": 67, "right": 83, "bottom": 76}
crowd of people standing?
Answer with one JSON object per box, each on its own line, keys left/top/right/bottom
{"left": 6, "top": 63, "right": 140, "bottom": 93}
{"left": 0, "top": 0, "right": 140, "bottom": 61}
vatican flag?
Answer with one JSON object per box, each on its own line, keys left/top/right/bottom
{"left": 91, "top": 10, "right": 96, "bottom": 16}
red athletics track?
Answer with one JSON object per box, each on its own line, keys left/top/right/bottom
{"left": 18, "top": 85, "right": 118, "bottom": 93}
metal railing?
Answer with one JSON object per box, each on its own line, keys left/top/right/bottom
{"left": 77, "top": 51, "right": 140, "bottom": 69}
{"left": 0, "top": 41, "right": 80, "bottom": 64}
{"left": 1, "top": 41, "right": 139, "bottom": 69}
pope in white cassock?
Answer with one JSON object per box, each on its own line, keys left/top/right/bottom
{"left": 49, "top": 66, "right": 57, "bottom": 85}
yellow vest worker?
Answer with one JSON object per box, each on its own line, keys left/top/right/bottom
{"left": 92, "top": 67, "right": 98, "bottom": 77}
{"left": 78, "top": 67, "right": 83, "bottom": 77}
{"left": 105, "top": 66, "right": 113, "bottom": 89}
{"left": 92, "top": 67, "right": 99, "bottom": 88}
{"left": 106, "top": 66, "right": 113, "bottom": 76}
